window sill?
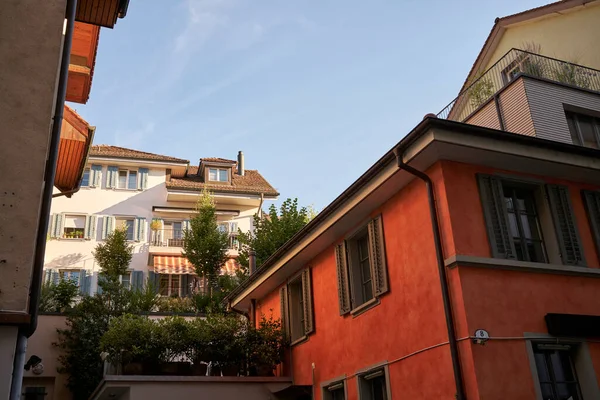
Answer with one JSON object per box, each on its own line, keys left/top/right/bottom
{"left": 290, "top": 335, "right": 309, "bottom": 347}
{"left": 58, "top": 238, "right": 87, "bottom": 242}
{"left": 351, "top": 297, "right": 380, "bottom": 318}
{"left": 111, "top": 188, "right": 142, "bottom": 192}
{"left": 445, "top": 255, "right": 600, "bottom": 278}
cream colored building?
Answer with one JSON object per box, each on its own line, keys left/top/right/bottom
{"left": 44, "top": 145, "right": 278, "bottom": 298}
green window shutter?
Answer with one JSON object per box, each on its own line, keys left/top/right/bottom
{"left": 91, "top": 165, "right": 102, "bottom": 187}
{"left": 101, "top": 217, "right": 108, "bottom": 240}
{"left": 477, "top": 174, "right": 516, "bottom": 259}
{"left": 48, "top": 214, "right": 57, "bottom": 238}
{"left": 54, "top": 213, "right": 65, "bottom": 238}
{"left": 134, "top": 217, "right": 146, "bottom": 242}
{"left": 335, "top": 242, "right": 352, "bottom": 315}
{"left": 368, "top": 215, "right": 389, "bottom": 297}
{"left": 131, "top": 271, "right": 144, "bottom": 291}
{"left": 182, "top": 220, "right": 191, "bottom": 232}
{"left": 108, "top": 216, "right": 115, "bottom": 236}
{"left": 83, "top": 272, "right": 92, "bottom": 295}
{"left": 148, "top": 271, "right": 159, "bottom": 294}
{"left": 90, "top": 215, "right": 97, "bottom": 240}
{"left": 181, "top": 274, "right": 190, "bottom": 297}
{"left": 84, "top": 215, "right": 95, "bottom": 239}
{"left": 51, "top": 270, "right": 60, "bottom": 285}
{"left": 547, "top": 185, "right": 586, "bottom": 266}
{"left": 78, "top": 270, "right": 87, "bottom": 295}
{"left": 301, "top": 268, "right": 314, "bottom": 335}
{"left": 582, "top": 190, "right": 600, "bottom": 259}
{"left": 106, "top": 166, "right": 118, "bottom": 188}
{"left": 138, "top": 168, "right": 149, "bottom": 190}
{"left": 279, "top": 285, "right": 289, "bottom": 339}
{"left": 44, "top": 269, "right": 52, "bottom": 285}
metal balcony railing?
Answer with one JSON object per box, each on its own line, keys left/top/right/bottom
{"left": 150, "top": 228, "right": 241, "bottom": 250}
{"left": 437, "top": 48, "right": 600, "bottom": 121}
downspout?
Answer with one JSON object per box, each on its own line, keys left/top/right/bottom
{"left": 493, "top": 94, "right": 505, "bottom": 131}
{"left": 26, "top": 0, "right": 77, "bottom": 337}
{"left": 393, "top": 146, "right": 467, "bottom": 400}
{"left": 10, "top": 1, "right": 77, "bottom": 399}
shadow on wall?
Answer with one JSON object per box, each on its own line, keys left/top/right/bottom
{"left": 44, "top": 253, "right": 95, "bottom": 269}
{"left": 98, "top": 182, "right": 168, "bottom": 216}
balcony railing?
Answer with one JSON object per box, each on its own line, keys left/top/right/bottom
{"left": 150, "top": 228, "right": 240, "bottom": 250}
{"left": 437, "top": 48, "right": 600, "bottom": 121}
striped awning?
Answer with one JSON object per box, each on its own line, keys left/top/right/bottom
{"left": 152, "top": 256, "right": 196, "bottom": 275}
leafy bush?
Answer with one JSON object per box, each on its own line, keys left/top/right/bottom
{"left": 247, "top": 314, "right": 286, "bottom": 375}
{"left": 101, "top": 314, "right": 163, "bottom": 367}
{"left": 39, "top": 279, "right": 79, "bottom": 313}
{"left": 157, "top": 296, "right": 195, "bottom": 313}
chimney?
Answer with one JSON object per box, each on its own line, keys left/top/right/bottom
{"left": 237, "top": 151, "right": 245, "bottom": 176}
{"left": 249, "top": 250, "right": 256, "bottom": 275}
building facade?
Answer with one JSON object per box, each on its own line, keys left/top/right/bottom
{"left": 44, "top": 146, "right": 278, "bottom": 297}
{"left": 227, "top": 5, "right": 600, "bottom": 399}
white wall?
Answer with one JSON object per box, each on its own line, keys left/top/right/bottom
{"left": 45, "top": 160, "right": 261, "bottom": 295}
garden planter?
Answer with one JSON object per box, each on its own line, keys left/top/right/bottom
{"left": 160, "top": 362, "right": 191, "bottom": 375}
{"left": 191, "top": 362, "right": 208, "bottom": 376}
{"left": 221, "top": 365, "right": 239, "bottom": 376}
{"left": 123, "top": 362, "right": 143, "bottom": 375}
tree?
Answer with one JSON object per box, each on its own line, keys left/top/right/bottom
{"left": 93, "top": 225, "right": 133, "bottom": 291}
{"left": 182, "top": 190, "right": 229, "bottom": 291}
{"left": 238, "top": 198, "right": 310, "bottom": 270}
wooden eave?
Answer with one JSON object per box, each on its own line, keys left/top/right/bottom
{"left": 66, "top": 22, "right": 100, "bottom": 104}
{"left": 75, "top": 0, "right": 129, "bottom": 29}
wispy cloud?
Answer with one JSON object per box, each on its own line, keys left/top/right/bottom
{"left": 114, "top": 122, "right": 155, "bottom": 149}
{"left": 174, "top": 0, "right": 234, "bottom": 53}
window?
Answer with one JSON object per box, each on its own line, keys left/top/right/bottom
{"left": 120, "top": 272, "right": 131, "bottom": 289}
{"left": 81, "top": 168, "right": 90, "bottom": 187}
{"left": 566, "top": 112, "right": 600, "bottom": 149}
{"left": 117, "top": 169, "right": 138, "bottom": 189}
{"left": 323, "top": 381, "right": 346, "bottom": 400}
{"left": 280, "top": 268, "right": 314, "bottom": 344}
{"left": 159, "top": 274, "right": 181, "bottom": 297}
{"left": 163, "top": 221, "right": 184, "bottom": 246}
{"left": 335, "top": 216, "right": 389, "bottom": 315}
{"left": 63, "top": 214, "right": 85, "bottom": 239}
{"left": 503, "top": 183, "right": 547, "bottom": 263}
{"left": 478, "top": 175, "right": 585, "bottom": 266}
{"left": 60, "top": 270, "right": 80, "bottom": 285}
{"left": 116, "top": 217, "right": 135, "bottom": 241}
{"left": 533, "top": 343, "right": 582, "bottom": 400}
{"left": 23, "top": 387, "right": 46, "bottom": 400}
{"left": 358, "top": 367, "right": 390, "bottom": 400}
{"left": 208, "top": 168, "right": 229, "bottom": 182}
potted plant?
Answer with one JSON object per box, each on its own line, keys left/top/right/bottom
{"left": 157, "top": 316, "right": 191, "bottom": 375}
{"left": 186, "top": 318, "right": 210, "bottom": 376}
{"left": 247, "top": 315, "right": 286, "bottom": 376}
{"left": 100, "top": 314, "right": 163, "bottom": 375}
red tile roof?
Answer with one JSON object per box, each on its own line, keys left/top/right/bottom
{"left": 200, "top": 157, "right": 237, "bottom": 163}
{"left": 90, "top": 145, "right": 189, "bottom": 163}
{"left": 167, "top": 165, "right": 279, "bottom": 196}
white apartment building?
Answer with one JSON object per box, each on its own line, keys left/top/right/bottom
{"left": 44, "top": 145, "right": 278, "bottom": 297}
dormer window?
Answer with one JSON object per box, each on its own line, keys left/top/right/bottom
{"left": 208, "top": 168, "right": 229, "bottom": 182}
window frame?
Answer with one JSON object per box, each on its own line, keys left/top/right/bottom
{"left": 208, "top": 167, "right": 229, "bottom": 182}
{"left": 59, "top": 269, "right": 81, "bottom": 287}
{"left": 120, "top": 272, "right": 132, "bottom": 289}
{"left": 117, "top": 169, "right": 139, "bottom": 190}
{"left": 565, "top": 111, "right": 600, "bottom": 149}
{"left": 158, "top": 274, "right": 182, "bottom": 297}
{"left": 81, "top": 168, "right": 91, "bottom": 187}
{"left": 356, "top": 363, "right": 391, "bottom": 400}
{"left": 525, "top": 334, "right": 600, "bottom": 400}
{"left": 115, "top": 217, "right": 135, "bottom": 241}
{"left": 283, "top": 268, "right": 314, "bottom": 346}
{"left": 62, "top": 213, "right": 86, "bottom": 239}
{"left": 321, "top": 376, "right": 347, "bottom": 400}
{"left": 347, "top": 226, "right": 375, "bottom": 309}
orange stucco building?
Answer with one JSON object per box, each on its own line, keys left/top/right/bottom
{"left": 228, "top": 48, "right": 600, "bottom": 399}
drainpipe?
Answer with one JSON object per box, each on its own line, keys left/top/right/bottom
{"left": 249, "top": 250, "right": 257, "bottom": 275}
{"left": 393, "top": 146, "right": 467, "bottom": 400}
{"left": 10, "top": 1, "right": 77, "bottom": 398}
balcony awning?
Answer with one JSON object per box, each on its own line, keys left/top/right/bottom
{"left": 152, "top": 255, "right": 196, "bottom": 275}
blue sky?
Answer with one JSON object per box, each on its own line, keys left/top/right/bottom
{"left": 71, "top": 0, "right": 549, "bottom": 211}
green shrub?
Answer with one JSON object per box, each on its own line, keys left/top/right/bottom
{"left": 100, "top": 314, "right": 163, "bottom": 366}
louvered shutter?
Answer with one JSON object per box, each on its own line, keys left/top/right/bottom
{"left": 131, "top": 271, "right": 144, "bottom": 291}
{"left": 138, "top": 168, "right": 149, "bottom": 190}
{"left": 301, "top": 268, "right": 314, "bottom": 335}
{"left": 477, "top": 175, "right": 516, "bottom": 259}
{"left": 84, "top": 215, "right": 97, "bottom": 240}
{"left": 582, "top": 190, "right": 600, "bottom": 258}
{"left": 279, "top": 286, "right": 289, "bottom": 340}
{"left": 106, "top": 166, "right": 118, "bottom": 188}
{"left": 547, "top": 185, "right": 586, "bottom": 266}
{"left": 51, "top": 270, "right": 59, "bottom": 285}
{"left": 135, "top": 217, "right": 146, "bottom": 242}
{"left": 368, "top": 215, "right": 389, "bottom": 297}
{"left": 181, "top": 274, "right": 190, "bottom": 297}
{"left": 48, "top": 214, "right": 57, "bottom": 238}
{"left": 107, "top": 216, "right": 115, "bottom": 236}
{"left": 79, "top": 270, "right": 87, "bottom": 295}
{"left": 44, "top": 269, "right": 52, "bottom": 285}
{"left": 91, "top": 165, "right": 102, "bottom": 187}
{"left": 335, "top": 242, "right": 352, "bottom": 315}
{"left": 182, "top": 220, "right": 191, "bottom": 232}
{"left": 230, "top": 221, "right": 238, "bottom": 233}
{"left": 57, "top": 213, "right": 65, "bottom": 238}
{"left": 83, "top": 273, "right": 92, "bottom": 295}
{"left": 148, "top": 271, "right": 159, "bottom": 294}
